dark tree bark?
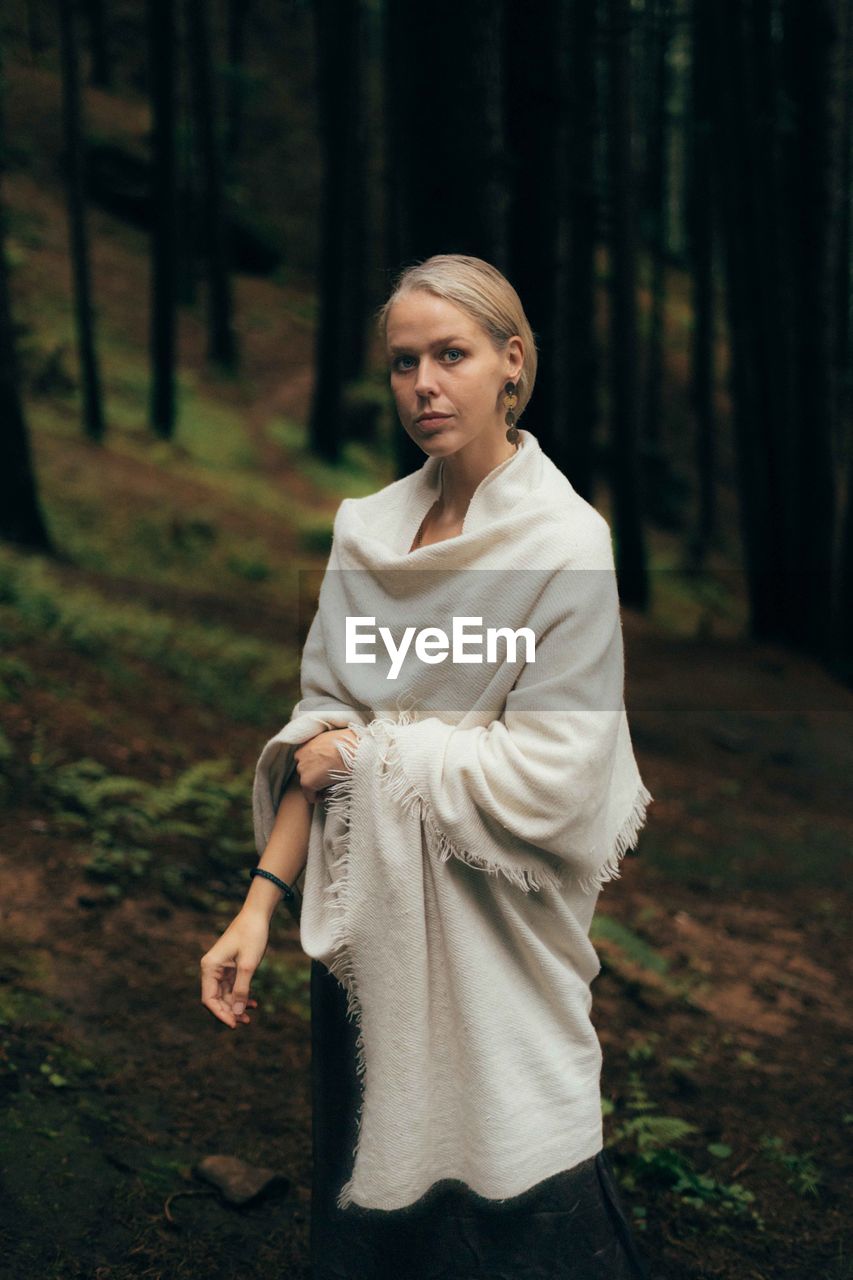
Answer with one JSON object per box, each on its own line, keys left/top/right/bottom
{"left": 710, "top": 0, "right": 789, "bottom": 640}
{"left": 383, "top": 0, "right": 509, "bottom": 476}
{"left": 780, "top": 0, "right": 840, "bottom": 659}
{"left": 686, "top": 0, "right": 717, "bottom": 558}
{"left": 505, "top": 0, "right": 571, "bottom": 463}
{"left": 176, "top": 0, "right": 198, "bottom": 308}
{"left": 830, "top": 0, "right": 852, "bottom": 679}
{"left": 225, "top": 0, "right": 250, "bottom": 165}
{"left": 605, "top": 0, "right": 649, "bottom": 608}
{"left": 148, "top": 0, "right": 178, "bottom": 438}
{"left": 0, "top": 245, "right": 52, "bottom": 551}
{"left": 185, "top": 0, "right": 238, "bottom": 370}
{"left": 84, "top": 0, "right": 111, "bottom": 89}
{"left": 309, "top": 0, "right": 363, "bottom": 463}
{"left": 384, "top": 0, "right": 507, "bottom": 268}
{"left": 640, "top": 0, "right": 678, "bottom": 532}
{"left": 25, "top": 1, "right": 48, "bottom": 64}
{"left": 561, "top": 0, "right": 600, "bottom": 504}
{"left": 709, "top": 0, "right": 843, "bottom": 663}
{"left": 0, "top": 43, "right": 52, "bottom": 552}
{"left": 58, "top": 0, "right": 106, "bottom": 442}
{"left": 340, "top": 0, "right": 368, "bottom": 388}
{"left": 838, "top": 422, "right": 853, "bottom": 684}
{"left": 640, "top": 0, "right": 672, "bottom": 452}
{"left": 833, "top": 0, "right": 852, "bottom": 446}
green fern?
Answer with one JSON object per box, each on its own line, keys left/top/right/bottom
{"left": 36, "top": 751, "right": 256, "bottom": 903}
{"left": 609, "top": 1069, "right": 763, "bottom": 1226}
{"left": 760, "top": 1135, "right": 823, "bottom": 1197}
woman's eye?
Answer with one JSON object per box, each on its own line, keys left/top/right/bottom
{"left": 390, "top": 349, "right": 463, "bottom": 372}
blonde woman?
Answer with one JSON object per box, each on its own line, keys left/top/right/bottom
{"left": 202, "top": 255, "right": 653, "bottom": 1280}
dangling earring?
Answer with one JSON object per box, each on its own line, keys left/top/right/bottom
{"left": 503, "top": 381, "right": 519, "bottom": 445}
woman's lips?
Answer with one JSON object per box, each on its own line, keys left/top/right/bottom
{"left": 417, "top": 415, "right": 451, "bottom": 433}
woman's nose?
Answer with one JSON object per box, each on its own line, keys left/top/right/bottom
{"left": 414, "top": 358, "right": 438, "bottom": 395}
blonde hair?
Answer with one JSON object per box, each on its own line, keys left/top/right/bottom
{"left": 375, "top": 254, "right": 538, "bottom": 420}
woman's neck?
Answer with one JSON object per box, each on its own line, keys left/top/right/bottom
{"left": 436, "top": 435, "right": 520, "bottom": 521}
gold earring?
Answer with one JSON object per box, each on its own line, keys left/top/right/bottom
{"left": 503, "top": 381, "right": 519, "bottom": 444}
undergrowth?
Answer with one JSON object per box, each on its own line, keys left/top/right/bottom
{"left": 20, "top": 729, "right": 257, "bottom": 909}
{"left": 603, "top": 1029, "right": 828, "bottom": 1234}
{"left": 0, "top": 545, "right": 299, "bottom": 725}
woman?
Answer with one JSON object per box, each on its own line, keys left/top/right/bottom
{"left": 201, "top": 255, "right": 654, "bottom": 1280}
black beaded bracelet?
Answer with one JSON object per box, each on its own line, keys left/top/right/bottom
{"left": 250, "top": 867, "right": 295, "bottom": 903}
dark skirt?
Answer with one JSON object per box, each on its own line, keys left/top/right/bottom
{"left": 310, "top": 959, "right": 652, "bottom": 1280}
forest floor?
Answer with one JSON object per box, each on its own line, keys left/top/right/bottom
{"left": 1, "top": 45, "right": 852, "bottom": 1280}
{"left": 1, "top": 412, "right": 851, "bottom": 1280}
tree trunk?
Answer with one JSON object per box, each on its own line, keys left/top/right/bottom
{"left": 341, "top": 0, "right": 368, "bottom": 387}
{"left": 641, "top": 0, "right": 672, "bottom": 455}
{"left": 185, "top": 0, "right": 238, "bottom": 370}
{"left": 829, "top": 0, "right": 852, "bottom": 678}
{"left": 781, "top": 0, "right": 840, "bottom": 659}
{"left": 383, "top": 0, "right": 509, "bottom": 477}
{"left": 225, "top": 0, "right": 250, "bottom": 165}
{"left": 505, "top": 0, "right": 571, "bottom": 462}
{"left": 710, "top": 0, "right": 790, "bottom": 641}
{"left": 25, "top": 1, "right": 48, "bottom": 64}
{"left": 58, "top": 0, "right": 106, "bottom": 442}
{"left": 563, "top": 0, "right": 600, "bottom": 503}
{"left": 148, "top": 0, "right": 178, "bottom": 438}
{"left": 84, "top": 0, "right": 111, "bottom": 89}
{"left": 0, "top": 44, "right": 52, "bottom": 552}
{"left": 686, "top": 0, "right": 717, "bottom": 559}
{"left": 606, "top": 0, "right": 649, "bottom": 608}
{"left": 176, "top": 0, "right": 198, "bottom": 307}
{"left": 308, "top": 0, "right": 362, "bottom": 463}
{"left": 641, "top": 0, "right": 686, "bottom": 540}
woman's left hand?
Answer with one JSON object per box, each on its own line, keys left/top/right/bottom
{"left": 293, "top": 728, "right": 360, "bottom": 803}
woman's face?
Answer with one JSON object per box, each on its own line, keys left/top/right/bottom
{"left": 385, "top": 290, "right": 523, "bottom": 457}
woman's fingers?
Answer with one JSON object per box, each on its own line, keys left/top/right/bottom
{"left": 200, "top": 960, "right": 235, "bottom": 1026}
{"left": 200, "top": 956, "right": 259, "bottom": 1028}
{"left": 230, "top": 962, "right": 258, "bottom": 1017}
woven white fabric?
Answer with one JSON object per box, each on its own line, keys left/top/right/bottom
{"left": 252, "top": 428, "right": 653, "bottom": 1211}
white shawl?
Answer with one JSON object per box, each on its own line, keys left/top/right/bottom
{"left": 252, "top": 428, "right": 653, "bottom": 1212}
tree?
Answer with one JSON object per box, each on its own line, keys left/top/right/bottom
{"left": 505, "top": 0, "right": 571, "bottom": 464}
{"left": 185, "top": 0, "right": 238, "bottom": 370}
{"left": 830, "top": 0, "right": 853, "bottom": 679}
{"left": 224, "top": 0, "right": 251, "bottom": 165}
{"left": 711, "top": 0, "right": 844, "bottom": 661}
{"left": 640, "top": 0, "right": 682, "bottom": 534}
{"left": 148, "top": 0, "right": 179, "bottom": 438}
{"left": 781, "top": 0, "right": 842, "bottom": 659}
{"left": 382, "top": 0, "right": 509, "bottom": 475}
{"left": 58, "top": 0, "right": 106, "bottom": 442}
{"left": 605, "top": 0, "right": 650, "bottom": 608}
{"left": 0, "top": 42, "right": 52, "bottom": 552}
{"left": 685, "top": 0, "right": 717, "bottom": 560}
{"left": 563, "top": 0, "right": 601, "bottom": 502}
{"left": 309, "top": 0, "right": 367, "bottom": 463}
{"left": 84, "top": 0, "right": 111, "bottom": 90}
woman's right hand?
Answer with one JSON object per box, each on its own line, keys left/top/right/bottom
{"left": 294, "top": 727, "right": 360, "bottom": 803}
{"left": 200, "top": 908, "right": 270, "bottom": 1029}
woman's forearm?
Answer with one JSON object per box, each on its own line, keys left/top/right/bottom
{"left": 243, "top": 769, "right": 313, "bottom": 923}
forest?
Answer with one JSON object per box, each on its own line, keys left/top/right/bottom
{"left": 0, "top": 1, "right": 851, "bottom": 1278}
